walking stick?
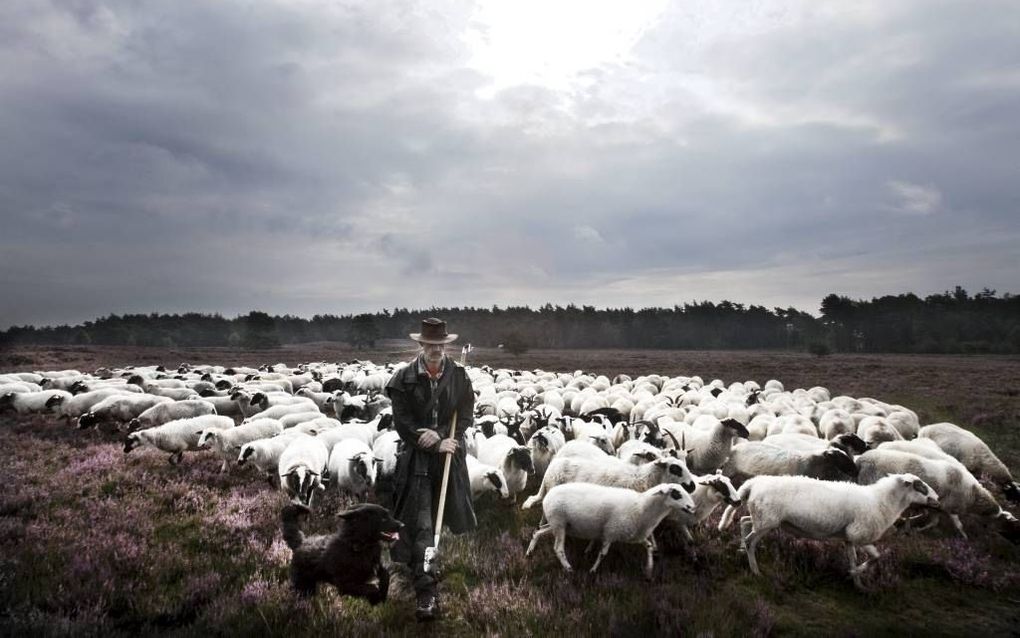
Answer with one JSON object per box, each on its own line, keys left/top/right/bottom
{"left": 423, "top": 344, "right": 471, "bottom": 576}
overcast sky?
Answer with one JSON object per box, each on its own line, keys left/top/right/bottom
{"left": 2, "top": 0, "right": 1019, "bottom": 329}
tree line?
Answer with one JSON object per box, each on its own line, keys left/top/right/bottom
{"left": 1, "top": 287, "right": 1018, "bottom": 354}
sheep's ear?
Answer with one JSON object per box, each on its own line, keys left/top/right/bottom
{"left": 911, "top": 479, "right": 930, "bottom": 495}
{"left": 638, "top": 451, "right": 657, "bottom": 461}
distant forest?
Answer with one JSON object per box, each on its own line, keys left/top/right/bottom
{"left": 2, "top": 287, "right": 1019, "bottom": 354}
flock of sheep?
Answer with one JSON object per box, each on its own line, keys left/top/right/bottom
{"left": 2, "top": 359, "right": 1019, "bottom": 590}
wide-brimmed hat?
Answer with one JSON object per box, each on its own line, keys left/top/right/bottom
{"left": 410, "top": 317, "right": 458, "bottom": 344}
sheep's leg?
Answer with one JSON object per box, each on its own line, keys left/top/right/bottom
{"left": 949, "top": 514, "right": 968, "bottom": 539}
{"left": 589, "top": 541, "right": 612, "bottom": 573}
{"left": 681, "top": 525, "right": 695, "bottom": 543}
{"left": 718, "top": 505, "right": 737, "bottom": 531}
{"left": 526, "top": 525, "right": 552, "bottom": 557}
{"left": 643, "top": 538, "right": 656, "bottom": 579}
{"left": 584, "top": 539, "right": 598, "bottom": 554}
{"left": 744, "top": 527, "right": 768, "bottom": 576}
{"left": 553, "top": 528, "right": 573, "bottom": 572}
{"left": 219, "top": 460, "right": 228, "bottom": 474}
{"left": 738, "top": 516, "right": 753, "bottom": 553}
{"left": 168, "top": 451, "right": 183, "bottom": 465}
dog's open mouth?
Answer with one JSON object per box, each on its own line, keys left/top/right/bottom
{"left": 380, "top": 530, "right": 400, "bottom": 543}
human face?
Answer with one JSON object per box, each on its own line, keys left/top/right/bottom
{"left": 421, "top": 342, "right": 445, "bottom": 366}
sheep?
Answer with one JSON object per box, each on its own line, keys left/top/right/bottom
{"left": 525, "top": 483, "right": 696, "bottom": 578}
{"left": 0, "top": 390, "right": 72, "bottom": 416}
{"left": 49, "top": 388, "right": 136, "bottom": 423}
{"left": 476, "top": 434, "right": 536, "bottom": 501}
{"left": 316, "top": 422, "right": 378, "bottom": 453}
{"left": 669, "top": 472, "right": 741, "bottom": 541}
{"left": 127, "top": 399, "right": 217, "bottom": 431}
{"left": 663, "top": 415, "right": 749, "bottom": 474}
{"left": 721, "top": 473, "right": 939, "bottom": 589}
{"left": 144, "top": 387, "right": 201, "bottom": 401}
{"left": 295, "top": 387, "right": 333, "bottom": 411}
{"left": 371, "top": 430, "right": 402, "bottom": 486}
{"left": 919, "top": 422, "right": 1020, "bottom": 503}
{"left": 200, "top": 395, "right": 243, "bottom": 418}
{"left": 278, "top": 411, "right": 328, "bottom": 429}
{"left": 123, "top": 415, "right": 234, "bottom": 464}
{"left": 570, "top": 421, "right": 616, "bottom": 455}
{"left": 857, "top": 416, "right": 904, "bottom": 448}
{"left": 466, "top": 454, "right": 511, "bottom": 500}
{"left": 617, "top": 439, "right": 668, "bottom": 465}
{"left": 818, "top": 409, "right": 856, "bottom": 440}
{"left": 237, "top": 431, "right": 305, "bottom": 478}
{"left": 241, "top": 400, "right": 318, "bottom": 423}
{"left": 78, "top": 394, "right": 174, "bottom": 430}
{"left": 326, "top": 438, "right": 379, "bottom": 499}
{"left": 721, "top": 441, "right": 859, "bottom": 485}
{"left": 527, "top": 426, "right": 566, "bottom": 478}
{"left": 522, "top": 455, "right": 695, "bottom": 510}
{"left": 886, "top": 410, "right": 920, "bottom": 440}
{"left": 765, "top": 414, "right": 818, "bottom": 438}
{"left": 198, "top": 418, "right": 284, "bottom": 472}
{"left": 855, "top": 448, "right": 1018, "bottom": 540}
{"left": 278, "top": 434, "right": 330, "bottom": 507}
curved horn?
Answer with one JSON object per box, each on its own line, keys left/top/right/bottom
{"left": 663, "top": 429, "right": 680, "bottom": 450}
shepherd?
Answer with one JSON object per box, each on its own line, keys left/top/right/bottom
{"left": 385, "top": 317, "right": 476, "bottom": 622}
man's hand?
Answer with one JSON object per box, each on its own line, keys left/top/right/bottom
{"left": 437, "top": 438, "right": 459, "bottom": 455}
{"left": 416, "top": 429, "right": 441, "bottom": 450}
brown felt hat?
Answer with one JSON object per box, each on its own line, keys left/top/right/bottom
{"left": 410, "top": 317, "right": 458, "bottom": 344}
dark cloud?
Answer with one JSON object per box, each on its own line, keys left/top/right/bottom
{"left": 1, "top": 0, "right": 1019, "bottom": 329}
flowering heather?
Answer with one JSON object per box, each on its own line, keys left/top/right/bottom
{"left": 2, "top": 349, "right": 1020, "bottom": 636}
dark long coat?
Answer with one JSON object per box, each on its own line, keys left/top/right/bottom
{"left": 385, "top": 355, "right": 477, "bottom": 536}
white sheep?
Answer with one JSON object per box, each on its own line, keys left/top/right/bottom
{"left": 466, "top": 454, "right": 511, "bottom": 500}
{"left": 278, "top": 434, "right": 330, "bottom": 507}
{"left": 476, "top": 433, "right": 536, "bottom": 500}
{"left": 371, "top": 430, "right": 402, "bottom": 485}
{"left": 527, "top": 426, "right": 566, "bottom": 478}
{"left": 663, "top": 415, "right": 749, "bottom": 474}
{"left": 123, "top": 415, "right": 234, "bottom": 464}
{"left": 525, "top": 483, "right": 696, "bottom": 578}
{"left": 720, "top": 473, "right": 938, "bottom": 589}
{"left": 617, "top": 439, "right": 668, "bottom": 465}
{"left": 919, "top": 422, "right": 1020, "bottom": 503}
{"left": 0, "top": 390, "right": 72, "bottom": 416}
{"left": 555, "top": 439, "right": 613, "bottom": 463}
{"left": 855, "top": 448, "right": 1017, "bottom": 539}
{"left": 78, "top": 394, "right": 174, "bottom": 430}
{"left": 128, "top": 399, "right": 217, "bottom": 431}
{"left": 198, "top": 418, "right": 283, "bottom": 473}
{"left": 237, "top": 430, "right": 304, "bottom": 477}
{"left": 668, "top": 472, "right": 741, "bottom": 541}
{"left": 857, "top": 416, "right": 904, "bottom": 448}
{"left": 818, "top": 409, "right": 856, "bottom": 440}
{"left": 721, "top": 441, "right": 859, "bottom": 485}
{"left": 51, "top": 388, "right": 136, "bottom": 424}
{"left": 522, "top": 454, "right": 695, "bottom": 510}
{"left": 326, "top": 438, "right": 378, "bottom": 499}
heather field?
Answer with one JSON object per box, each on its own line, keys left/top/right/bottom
{"left": 2, "top": 344, "right": 1020, "bottom": 636}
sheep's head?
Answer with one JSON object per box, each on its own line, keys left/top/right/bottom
{"left": 126, "top": 418, "right": 142, "bottom": 432}
{"left": 486, "top": 470, "right": 510, "bottom": 498}
{"left": 44, "top": 393, "right": 66, "bottom": 409}
{"left": 376, "top": 413, "right": 394, "bottom": 431}
{"left": 250, "top": 392, "right": 269, "bottom": 410}
{"left": 655, "top": 484, "right": 695, "bottom": 515}
{"left": 823, "top": 448, "right": 859, "bottom": 479}
{"left": 0, "top": 393, "right": 14, "bottom": 411}
{"left": 653, "top": 458, "right": 696, "bottom": 493}
{"left": 899, "top": 474, "right": 939, "bottom": 508}
{"left": 994, "top": 509, "right": 1020, "bottom": 544}
{"left": 237, "top": 445, "right": 256, "bottom": 466}
{"left": 127, "top": 375, "right": 146, "bottom": 388}
{"left": 123, "top": 432, "right": 143, "bottom": 454}
{"left": 832, "top": 433, "right": 868, "bottom": 456}
{"left": 1002, "top": 481, "right": 1020, "bottom": 504}
{"left": 530, "top": 431, "right": 549, "bottom": 450}
{"left": 216, "top": 379, "right": 233, "bottom": 391}
{"left": 77, "top": 412, "right": 99, "bottom": 430}
{"left": 720, "top": 418, "right": 751, "bottom": 439}
{"left": 69, "top": 380, "right": 90, "bottom": 395}
{"left": 509, "top": 447, "right": 535, "bottom": 474}
{"left": 705, "top": 471, "right": 740, "bottom": 505}
{"left": 350, "top": 454, "right": 375, "bottom": 486}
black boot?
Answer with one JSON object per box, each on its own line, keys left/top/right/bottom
{"left": 415, "top": 590, "right": 440, "bottom": 622}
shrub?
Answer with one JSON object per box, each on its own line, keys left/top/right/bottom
{"left": 807, "top": 341, "right": 831, "bottom": 357}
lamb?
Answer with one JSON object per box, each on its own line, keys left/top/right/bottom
{"left": 78, "top": 394, "right": 174, "bottom": 430}
{"left": 555, "top": 439, "right": 614, "bottom": 463}
{"left": 198, "top": 418, "right": 284, "bottom": 472}
{"left": 127, "top": 399, "right": 217, "bottom": 431}
{"left": 123, "top": 415, "right": 234, "bottom": 464}
{"left": 527, "top": 426, "right": 566, "bottom": 478}
{"left": 522, "top": 455, "right": 695, "bottom": 510}
{"left": 855, "top": 448, "right": 1018, "bottom": 540}
{"left": 525, "top": 483, "right": 696, "bottom": 578}
{"left": 201, "top": 395, "right": 243, "bottom": 418}
{"left": 371, "top": 430, "right": 402, "bottom": 487}
{"left": 476, "top": 434, "right": 536, "bottom": 500}
{"left": 48, "top": 388, "right": 136, "bottom": 424}
{"left": 242, "top": 400, "right": 318, "bottom": 423}
{"left": 919, "top": 422, "right": 1020, "bottom": 503}
{"left": 278, "top": 434, "right": 330, "bottom": 507}
{"left": 669, "top": 472, "right": 741, "bottom": 541}
{"left": 0, "top": 390, "right": 72, "bottom": 415}
{"left": 721, "top": 473, "right": 939, "bottom": 589}
{"left": 316, "top": 422, "right": 378, "bottom": 453}
{"left": 721, "top": 441, "right": 859, "bottom": 485}
{"left": 466, "top": 454, "right": 511, "bottom": 500}
{"left": 763, "top": 433, "right": 868, "bottom": 457}
{"left": 326, "top": 439, "right": 379, "bottom": 499}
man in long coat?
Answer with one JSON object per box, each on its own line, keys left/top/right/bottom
{"left": 385, "top": 317, "right": 476, "bottom": 621}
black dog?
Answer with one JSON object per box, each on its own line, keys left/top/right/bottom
{"left": 281, "top": 503, "right": 402, "bottom": 604}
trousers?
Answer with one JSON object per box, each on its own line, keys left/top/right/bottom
{"left": 392, "top": 473, "right": 437, "bottom": 596}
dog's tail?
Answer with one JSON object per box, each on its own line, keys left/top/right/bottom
{"left": 281, "top": 503, "right": 310, "bottom": 550}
